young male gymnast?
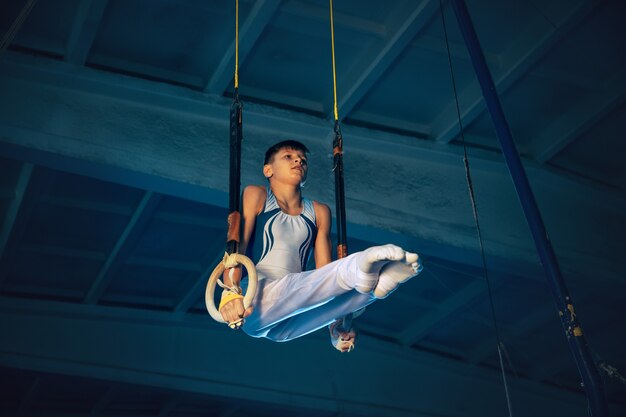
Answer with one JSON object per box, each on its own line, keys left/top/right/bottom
{"left": 218, "top": 140, "right": 422, "bottom": 352}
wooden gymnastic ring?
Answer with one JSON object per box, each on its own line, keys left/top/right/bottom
{"left": 205, "top": 253, "right": 258, "bottom": 323}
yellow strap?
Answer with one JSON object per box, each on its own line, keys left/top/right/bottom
{"left": 219, "top": 291, "right": 244, "bottom": 311}
{"left": 329, "top": 0, "right": 339, "bottom": 121}
{"left": 234, "top": 0, "right": 239, "bottom": 89}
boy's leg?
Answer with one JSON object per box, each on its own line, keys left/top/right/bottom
{"left": 264, "top": 291, "right": 374, "bottom": 342}
{"left": 348, "top": 244, "right": 414, "bottom": 293}
{"left": 243, "top": 244, "right": 421, "bottom": 338}
{"left": 243, "top": 254, "right": 362, "bottom": 337}
{"left": 374, "top": 252, "right": 422, "bottom": 298}
{"left": 265, "top": 252, "right": 423, "bottom": 342}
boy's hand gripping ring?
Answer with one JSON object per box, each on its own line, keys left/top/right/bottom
{"left": 205, "top": 253, "right": 258, "bottom": 323}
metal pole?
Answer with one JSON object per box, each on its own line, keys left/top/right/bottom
{"left": 450, "top": 1, "right": 609, "bottom": 415}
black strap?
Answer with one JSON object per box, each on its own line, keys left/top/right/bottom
{"left": 332, "top": 121, "right": 353, "bottom": 333}
{"left": 333, "top": 121, "right": 348, "bottom": 259}
{"left": 226, "top": 90, "right": 243, "bottom": 256}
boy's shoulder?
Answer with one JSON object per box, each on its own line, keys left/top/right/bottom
{"left": 312, "top": 199, "right": 329, "bottom": 209}
{"left": 242, "top": 185, "right": 267, "bottom": 215}
{"left": 243, "top": 184, "right": 266, "bottom": 196}
{"left": 312, "top": 200, "right": 331, "bottom": 218}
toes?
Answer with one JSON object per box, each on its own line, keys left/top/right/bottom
{"left": 373, "top": 257, "right": 422, "bottom": 299}
{"left": 405, "top": 252, "right": 418, "bottom": 264}
{"left": 382, "top": 244, "right": 404, "bottom": 260}
{"left": 368, "top": 244, "right": 405, "bottom": 262}
{"left": 388, "top": 245, "right": 406, "bottom": 261}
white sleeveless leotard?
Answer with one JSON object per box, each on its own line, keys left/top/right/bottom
{"left": 246, "top": 187, "right": 317, "bottom": 280}
{"left": 242, "top": 187, "right": 378, "bottom": 342}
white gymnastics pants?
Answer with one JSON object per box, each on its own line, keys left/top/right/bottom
{"left": 242, "top": 253, "right": 376, "bottom": 342}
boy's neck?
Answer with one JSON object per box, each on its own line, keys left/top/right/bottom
{"left": 269, "top": 181, "right": 302, "bottom": 212}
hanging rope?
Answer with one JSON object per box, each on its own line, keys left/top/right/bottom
{"left": 206, "top": 0, "right": 257, "bottom": 327}
{"left": 228, "top": 0, "right": 243, "bottom": 258}
{"left": 0, "top": 0, "right": 38, "bottom": 57}
{"left": 328, "top": 0, "right": 352, "bottom": 337}
{"left": 234, "top": 0, "right": 239, "bottom": 90}
{"left": 328, "top": 0, "right": 347, "bottom": 260}
{"left": 329, "top": 0, "right": 339, "bottom": 122}
{"left": 438, "top": 1, "right": 514, "bottom": 416}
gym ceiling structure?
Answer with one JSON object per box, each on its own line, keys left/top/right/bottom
{"left": 0, "top": 0, "right": 625, "bottom": 416}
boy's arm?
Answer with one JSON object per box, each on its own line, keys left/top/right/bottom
{"left": 314, "top": 201, "right": 359, "bottom": 352}
{"left": 239, "top": 185, "right": 265, "bottom": 255}
{"left": 219, "top": 185, "right": 265, "bottom": 324}
{"left": 313, "top": 201, "right": 332, "bottom": 268}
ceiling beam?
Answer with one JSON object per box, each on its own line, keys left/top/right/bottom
{"left": 1, "top": 284, "right": 84, "bottom": 300}
{"left": 433, "top": 1, "right": 598, "bottom": 144}
{"left": 18, "top": 244, "right": 203, "bottom": 272}
{"left": 410, "top": 34, "right": 497, "bottom": 62}
{"left": 88, "top": 53, "right": 205, "bottom": 87}
{"left": 529, "top": 72, "right": 626, "bottom": 163}
{"left": 65, "top": 0, "right": 108, "bottom": 65}
{"left": 424, "top": 261, "right": 495, "bottom": 329}
{"left": 44, "top": 196, "right": 134, "bottom": 216}
{"left": 398, "top": 279, "right": 486, "bottom": 347}
{"left": 344, "top": 110, "right": 430, "bottom": 137}
{"left": 37, "top": 196, "right": 225, "bottom": 228}
{"left": 204, "top": 0, "right": 281, "bottom": 94}
{"left": 425, "top": 257, "right": 489, "bottom": 280}
{"left": 330, "top": 0, "right": 438, "bottom": 121}
{"left": 0, "top": 166, "right": 54, "bottom": 290}
{"left": 0, "top": 0, "right": 37, "bottom": 56}
{"left": 467, "top": 303, "right": 555, "bottom": 365}
{"left": 125, "top": 256, "right": 202, "bottom": 272}
{"left": 94, "top": 293, "right": 175, "bottom": 308}
{"left": 238, "top": 85, "right": 326, "bottom": 113}
{"left": 0, "top": 296, "right": 595, "bottom": 417}
{"left": 0, "top": 162, "right": 32, "bottom": 261}
{"left": 83, "top": 191, "right": 162, "bottom": 304}
{"left": 173, "top": 251, "right": 223, "bottom": 314}
{"left": 280, "top": 2, "right": 386, "bottom": 36}
{"left": 153, "top": 211, "right": 225, "bottom": 229}
{"left": 529, "top": 67, "right": 603, "bottom": 91}
{"left": 1, "top": 52, "right": 624, "bottom": 289}
{"left": 356, "top": 320, "right": 469, "bottom": 360}
{"left": 0, "top": 50, "right": 611, "bottom": 181}
{"left": 20, "top": 244, "right": 106, "bottom": 261}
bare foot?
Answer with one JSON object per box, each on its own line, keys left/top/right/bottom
{"left": 329, "top": 319, "right": 357, "bottom": 352}
{"left": 374, "top": 252, "right": 422, "bottom": 299}
{"left": 354, "top": 244, "right": 407, "bottom": 293}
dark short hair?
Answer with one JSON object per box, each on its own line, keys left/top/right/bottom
{"left": 264, "top": 140, "right": 310, "bottom": 165}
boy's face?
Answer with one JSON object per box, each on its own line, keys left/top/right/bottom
{"left": 263, "top": 147, "right": 308, "bottom": 185}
